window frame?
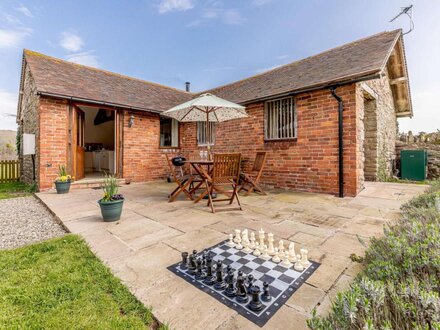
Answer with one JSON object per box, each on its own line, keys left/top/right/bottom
{"left": 264, "top": 96, "right": 297, "bottom": 141}
{"left": 159, "top": 117, "right": 180, "bottom": 149}
{"left": 197, "top": 121, "right": 216, "bottom": 146}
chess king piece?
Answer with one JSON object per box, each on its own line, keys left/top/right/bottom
{"left": 203, "top": 254, "right": 215, "bottom": 285}
{"left": 188, "top": 254, "right": 197, "bottom": 275}
{"left": 234, "top": 229, "right": 241, "bottom": 243}
{"left": 180, "top": 252, "right": 188, "bottom": 270}
{"left": 195, "top": 258, "right": 205, "bottom": 280}
{"left": 235, "top": 235, "right": 243, "bottom": 250}
{"left": 261, "top": 245, "right": 271, "bottom": 260}
{"left": 236, "top": 271, "right": 248, "bottom": 303}
{"left": 249, "top": 232, "right": 256, "bottom": 250}
{"left": 226, "top": 234, "right": 235, "bottom": 247}
{"left": 258, "top": 228, "right": 265, "bottom": 251}
{"left": 281, "top": 251, "right": 293, "bottom": 268}
{"left": 214, "top": 261, "right": 227, "bottom": 290}
{"left": 248, "top": 285, "right": 264, "bottom": 312}
{"left": 242, "top": 239, "right": 252, "bottom": 253}
{"left": 261, "top": 282, "right": 272, "bottom": 302}
{"left": 246, "top": 274, "right": 255, "bottom": 294}
{"left": 272, "top": 248, "right": 281, "bottom": 263}
{"left": 288, "top": 242, "right": 297, "bottom": 262}
{"left": 253, "top": 242, "right": 261, "bottom": 256}
{"left": 224, "top": 270, "right": 237, "bottom": 297}
{"left": 300, "top": 249, "right": 311, "bottom": 268}
{"left": 267, "top": 233, "right": 275, "bottom": 255}
{"left": 294, "top": 257, "right": 304, "bottom": 272}
{"left": 278, "top": 240, "right": 285, "bottom": 259}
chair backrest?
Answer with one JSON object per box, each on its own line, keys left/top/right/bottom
{"left": 165, "top": 154, "right": 184, "bottom": 182}
{"left": 213, "top": 153, "right": 241, "bottom": 182}
{"left": 252, "top": 152, "right": 268, "bottom": 172}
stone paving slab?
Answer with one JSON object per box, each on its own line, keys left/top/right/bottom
{"left": 36, "top": 181, "right": 427, "bottom": 330}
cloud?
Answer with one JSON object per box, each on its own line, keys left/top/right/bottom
{"left": 60, "top": 31, "right": 84, "bottom": 52}
{"left": 65, "top": 51, "right": 100, "bottom": 68}
{"left": 253, "top": 0, "right": 272, "bottom": 5}
{"left": 16, "top": 4, "right": 33, "bottom": 18}
{"left": 158, "top": 0, "right": 194, "bottom": 14}
{"left": 254, "top": 64, "right": 282, "bottom": 74}
{"left": 0, "top": 28, "right": 32, "bottom": 48}
{"left": 0, "top": 90, "right": 18, "bottom": 130}
{"left": 275, "top": 54, "right": 289, "bottom": 60}
{"left": 188, "top": 7, "right": 244, "bottom": 26}
{"left": 202, "top": 66, "right": 235, "bottom": 72}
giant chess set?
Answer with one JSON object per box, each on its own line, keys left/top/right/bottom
{"left": 168, "top": 229, "right": 320, "bottom": 327}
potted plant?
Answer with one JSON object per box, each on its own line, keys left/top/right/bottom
{"left": 98, "top": 174, "right": 124, "bottom": 222}
{"left": 54, "top": 165, "right": 72, "bottom": 194}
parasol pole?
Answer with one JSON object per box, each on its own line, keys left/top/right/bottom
{"left": 206, "top": 109, "right": 211, "bottom": 159}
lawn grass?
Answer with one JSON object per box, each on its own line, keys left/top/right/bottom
{"left": 0, "top": 181, "right": 35, "bottom": 199}
{"left": 0, "top": 234, "right": 158, "bottom": 329}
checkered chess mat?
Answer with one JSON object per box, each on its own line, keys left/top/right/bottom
{"left": 168, "top": 240, "right": 320, "bottom": 327}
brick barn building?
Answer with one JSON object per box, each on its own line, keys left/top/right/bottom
{"left": 16, "top": 29, "right": 412, "bottom": 196}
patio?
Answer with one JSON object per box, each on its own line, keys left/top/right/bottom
{"left": 37, "top": 181, "right": 426, "bottom": 329}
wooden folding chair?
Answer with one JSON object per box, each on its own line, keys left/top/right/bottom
{"left": 239, "top": 151, "right": 268, "bottom": 196}
{"left": 205, "top": 153, "right": 242, "bottom": 213}
{"left": 165, "top": 154, "right": 194, "bottom": 202}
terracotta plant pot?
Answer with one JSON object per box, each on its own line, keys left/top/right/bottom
{"left": 55, "top": 181, "right": 71, "bottom": 194}
{"left": 98, "top": 199, "right": 124, "bottom": 222}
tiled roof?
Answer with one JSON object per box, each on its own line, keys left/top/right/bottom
{"left": 23, "top": 30, "right": 401, "bottom": 111}
{"left": 23, "top": 50, "right": 192, "bottom": 112}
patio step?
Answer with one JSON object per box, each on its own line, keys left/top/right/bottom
{"left": 70, "top": 178, "right": 127, "bottom": 190}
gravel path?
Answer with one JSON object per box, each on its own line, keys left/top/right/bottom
{"left": 0, "top": 196, "right": 66, "bottom": 250}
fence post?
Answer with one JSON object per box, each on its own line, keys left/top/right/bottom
{"left": 0, "top": 160, "right": 20, "bottom": 183}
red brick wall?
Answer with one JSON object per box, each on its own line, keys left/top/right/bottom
{"left": 180, "top": 84, "right": 361, "bottom": 196}
{"left": 38, "top": 97, "right": 69, "bottom": 190}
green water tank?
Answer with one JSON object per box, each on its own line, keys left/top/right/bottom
{"left": 401, "top": 150, "right": 428, "bottom": 181}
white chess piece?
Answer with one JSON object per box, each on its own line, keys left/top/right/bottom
{"left": 267, "top": 233, "right": 275, "bottom": 255}
{"left": 258, "top": 228, "right": 265, "bottom": 250}
{"left": 235, "top": 236, "right": 243, "bottom": 250}
{"left": 272, "top": 247, "right": 280, "bottom": 263}
{"left": 278, "top": 240, "right": 285, "bottom": 259}
{"left": 294, "top": 257, "right": 304, "bottom": 272}
{"left": 242, "top": 239, "right": 252, "bottom": 253}
{"left": 242, "top": 229, "right": 249, "bottom": 244}
{"left": 261, "top": 245, "right": 271, "bottom": 260}
{"left": 234, "top": 229, "right": 241, "bottom": 243}
{"left": 249, "top": 232, "right": 256, "bottom": 250}
{"left": 253, "top": 242, "right": 261, "bottom": 256}
{"left": 281, "top": 251, "right": 293, "bottom": 268}
{"left": 226, "top": 233, "right": 235, "bottom": 247}
{"left": 300, "top": 249, "right": 311, "bottom": 268}
{"left": 289, "top": 242, "right": 297, "bottom": 262}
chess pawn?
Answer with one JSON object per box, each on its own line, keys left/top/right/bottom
{"left": 294, "top": 258, "right": 304, "bottom": 272}
{"left": 278, "top": 240, "right": 285, "bottom": 259}
{"left": 226, "top": 234, "right": 235, "bottom": 247}
{"left": 272, "top": 248, "right": 281, "bottom": 263}
{"left": 300, "top": 249, "right": 311, "bottom": 268}
{"left": 261, "top": 282, "right": 272, "bottom": 302}
{"left": 258, "top": 228, "right": 265, "bottom": 250}
{"left": 234, "top": 229, "right": 241, "bottom": 243}
{"left": 246, "top": 274, "right": 255, "bottom": 294}
{"left": 235, "top": 236, "right": 243, "bottom": 250}
{"left": 261, "top": 245, "right": 271, "bottom": 260}
{"left": 281, "top": 251, "right": 293, "bottom": 268}
{"left": 267, "top": 233, "right": 275, "bottom": 255}
{"left": 288, "top": 242, "right": 297, "bottom": 262}
{"left": 242, "top": 239, "right": 252, "bottom": 253}
{"left": 253, "top": 242, "right": 261, "bottom": 256}
{"left": 249, "top": 232, "right": 256, "bottom": 249}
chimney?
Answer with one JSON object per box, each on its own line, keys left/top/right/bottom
{"left": 185, "top": 82, "right": 191, "bottom": 92}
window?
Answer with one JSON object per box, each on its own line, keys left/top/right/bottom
{"left": 197, "top": 121, "right": 216, "bottom": 145}
{"left": 160, "top": 117, "right": 179, "bottom": 147}
{"left": 264, "top": 97, "right": 296, "bottom": 140}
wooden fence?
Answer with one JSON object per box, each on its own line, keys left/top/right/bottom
{"left": 0, "top": 160, "right": 20, "bottom": 183}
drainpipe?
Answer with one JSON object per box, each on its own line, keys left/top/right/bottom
{"left": 329, "top": 87, "right": 344, "bottom": 198}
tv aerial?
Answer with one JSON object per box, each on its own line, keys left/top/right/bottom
{"left": 390, "top": 5, "right": 414, "bottom": 35}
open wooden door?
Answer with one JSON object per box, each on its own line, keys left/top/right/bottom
{"left": 73, "top": 107, "right": 85, "bottom": 180}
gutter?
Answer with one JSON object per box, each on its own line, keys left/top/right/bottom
{"left": 36, "top": 91, "right": 163, "bottom": 114}
{"left": 329, "top": 87, "right": 344, "bottom": 198}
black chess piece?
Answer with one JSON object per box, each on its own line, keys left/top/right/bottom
{"left": 235, "top": 271, "right": 248, "bottom": 303}
{"left": 261, "top": 281, "right": 272, "bottom": 302}
{"left": 203, "top": 254, "right": 215, "bottom": 285}
{"left": 246, "top": 274, "right": 254, "bottom": 294}
{"left": 213, "top": 260, "right": 226, "bottom": 290}
{"left": 224, "top": 270, "right": 237, "bottom": 297}
{"left": 180, "top": 252, "right": 188, "bottom": 270}
{"left": 195, "top": 257, "right": 205, "bottom": 280}
{"left": 248, "top": 285, "right": 265, "bottom": 312}
{"left": 202, "top": 252, "right": 207, "bottom": 268}
{"left": 188, "top": 254, "right": 196, "bottom": 275}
